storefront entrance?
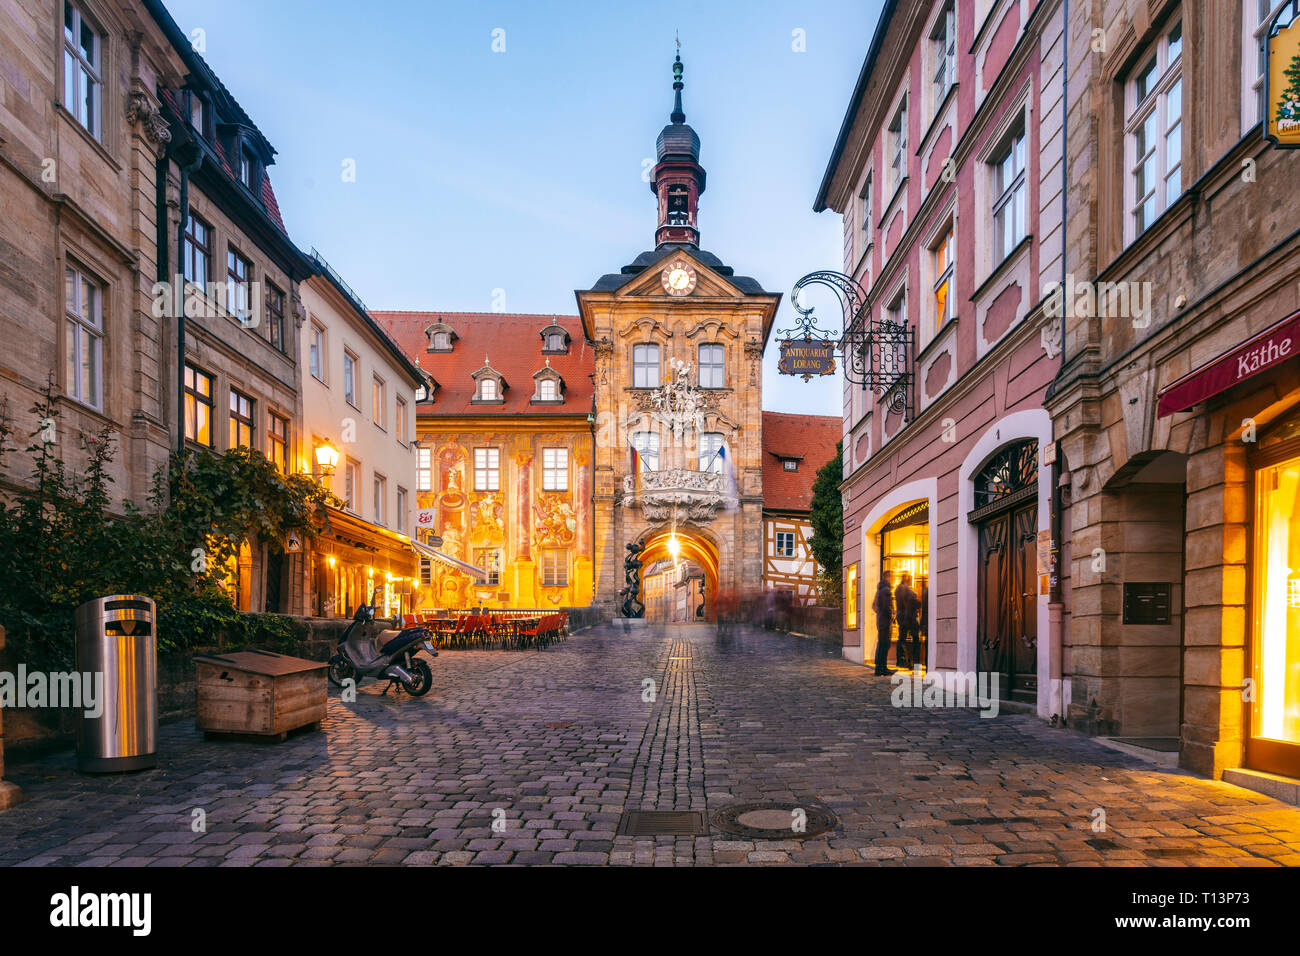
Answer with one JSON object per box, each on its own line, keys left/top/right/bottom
{"left": 970, "top": 441, "right": 1039, "bottom": 704}
{"left": 1248, "top": 442, "right": 1300, "bottom": 778}
{"left": 879, "top": 503, "right": 929, "bottom": 668}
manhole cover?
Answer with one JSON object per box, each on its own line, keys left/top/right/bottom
{"left": 711, "top": 802, "right": 838, "bottom": 840}
{"left": 618, "top": 810, "right": 709, "bottom": 836}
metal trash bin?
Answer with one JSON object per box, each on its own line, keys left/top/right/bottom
{"left": 74, "top": 595, "right": 157, "bottom": 773}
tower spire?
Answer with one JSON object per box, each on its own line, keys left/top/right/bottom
{"left": 671, "top": 40, "right": 685, "bottom": 124}
{"left": 652, "top": 40, "right": 705, "bottom": 247}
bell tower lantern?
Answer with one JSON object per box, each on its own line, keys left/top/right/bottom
{"left": 652, "top": 51, "right": 706, "bottom": 247}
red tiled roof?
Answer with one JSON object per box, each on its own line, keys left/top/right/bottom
{"left": 761, "top": 411, "right": 841, "bottom": 513}
{"left": 375, "top": 312, "right": 593, "bottom": 416}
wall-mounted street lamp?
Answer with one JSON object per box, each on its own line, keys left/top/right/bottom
{"left": 315, "top": 442, "right": 340, "bottom": 476}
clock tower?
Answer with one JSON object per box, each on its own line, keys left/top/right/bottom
{"left": 577, "top": 50, "right": 781, "bottom": 621}
{"left": 652, "top": 53, "right": 706, "bottom": 247}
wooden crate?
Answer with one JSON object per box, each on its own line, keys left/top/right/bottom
{"left": 194, "top": 649, "right": 328, "bottom": 740}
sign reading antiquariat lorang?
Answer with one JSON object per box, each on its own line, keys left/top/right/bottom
{"left": 1266, "top": 2, "right": 1300, "bottom": 147}
{"left": 778, "top": 339, "right": 836, "bottom": 381}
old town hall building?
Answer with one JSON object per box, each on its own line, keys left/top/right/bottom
{"left": 385, "top": 55, "right": 839, "bottom": 619}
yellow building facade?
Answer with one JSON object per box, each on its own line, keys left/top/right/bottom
{"left": 377, "top": 312, "right": 595, "bottom": 612}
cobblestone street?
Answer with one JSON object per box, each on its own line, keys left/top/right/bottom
{"left": 2, "top": 624, "right": 1299, "bottom": 867}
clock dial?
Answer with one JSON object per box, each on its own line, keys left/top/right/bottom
{"left": 660, "top": 261, "right": 697, "bottom": 296}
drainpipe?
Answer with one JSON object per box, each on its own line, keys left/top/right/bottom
{"left": 1051, "top": 0, "right": 1070, "bottom": 725}
{"left": 172, "top": 90, "right": 204, "bottom": 455}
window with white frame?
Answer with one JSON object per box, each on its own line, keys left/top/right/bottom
{"left": 632, "top": 431, "right": 659, "bottom": 471}
{"left": 477, "top": 376, "right": 500, "bottom": 401}
{"left": 343, "top": 350, "right": 358, "bottom": 407}
{"left": 395, "top": 486, "right": 407, "bottom": 533}
{"left": 65, "top": 264, "right": 102, "bottom": 410}
{"left": 372, "top": 375, "right": 386, "bottom": 428}
{"left": 699, "top": 432, "right": 725, "bottom": 473}
{"left": 183, "top": 215, "right": 210, "bottom": 286}
{"left": 541, "top": 549, "right": 569, "bottom": 587}
{"left": 698, "top": 343, "right": 725, "bottom": 388}
{"left": 226, "top": 248, "right": 252, "bottom": 323}
{"left": 1243, "top": 0, "right": 1272, "bottom": 133}
{"left": 373, "top": 474, "right": 386, "bottom": 526}
{"left": 859, "top": 173, "right": 873, "bottom": 240}
{"left": 537, "top": 377, "right": 559, "bottom": 401}
{"left": 416, "top": 447, "right": 432, "bottom": 491}
{"left": 931, "top": 224, "right": 955, "bottom": 338}
{"left": 931, "top": 3, "right": 956, "bottom": 113}
{"left": 63, "top": 3, "right": 101, "bottom": 139}
{"left": 344, "top": 459, "right": 359, "bottom": 513}
{"left": 474, "top": 447, "right": 500, "bottom": 491}
{"left": 395, "top": 397, "right": 407, "bottom": 443}
{"left": 991, "top": 124, "right": 1027, "bottom": 263}
{"left": 475, "top": 549, "right": 501, "bottom": 586}
{"left": 542, "top": 447, "right": 568, "bottom": 491}
{"left": 1126, "top": 15, "right": 1183, "bottom": 241}
{"left": 775, "top": 531, "right": 797, "bottom": 558}
{"left": 309, "top": 322, "right": 325, "bottom": 381}
{"left": 888, "top": 100, "right": 908, "bottom": 194}
{"left": 633, "top": 343, "right": 660, "bottom": 388}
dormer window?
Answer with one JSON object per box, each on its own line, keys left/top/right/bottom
{"left": 189, "top": 94, "right": 207, "bottom": 138}
{"left": 540, "top": 323, "right": 570, "bottom": 354}
{"left": 532, "top": 363, "right": 565, "bottom": 404}
{"left": 472, "top": 360, "right": 506, "bottom": 403}
{"left": 426, "top": 322, "right": 456, "bottom": 352}
{"left": 239, "top": 149, "right": 257, "bottom": 190}
{"left": 414, "top": 376, "right": 439, "bottom": 403}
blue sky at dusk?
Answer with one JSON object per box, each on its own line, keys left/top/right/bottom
{"left": 160, "top": 0, "right": 882, "bottom": 416}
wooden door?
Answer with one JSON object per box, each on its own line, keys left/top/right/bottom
{"left": 976, "top": 502, "right": 1038, "bottom": 703}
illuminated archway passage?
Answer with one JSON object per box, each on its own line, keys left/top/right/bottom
{"left": 638, "top": 528, "right": 719, "bottom": 623}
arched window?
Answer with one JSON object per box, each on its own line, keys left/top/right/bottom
{"left": 479, "top": 378, "right": 498, "bottom": 401}
{"left": 973, "top": 440, "right": 1038, "bottom": 511}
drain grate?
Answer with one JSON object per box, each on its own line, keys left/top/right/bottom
{"left": 1143, "top": 847, "right": 1198, "bottom": 857}
{"left": 544, "top": 722, "right": 572, "bottom": 729}
{"left": 617, "top": 810, "right": 710, "bottom": 837}
{"left": 711, "top": 802, "right": 838, "bottom": 840}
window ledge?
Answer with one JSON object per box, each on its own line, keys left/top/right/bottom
{"left": 881, "top": 176, "right": 909, "bottom": 223}
{"left": 971, "top": 233, "right": 1033, "bottom": 302}
{"left": 56, "top": 105, "right": 120, "bottom": 172}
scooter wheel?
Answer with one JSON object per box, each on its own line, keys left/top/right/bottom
{"left": 403, "top": 659, "right": 433, "bottom": 697}
{"left": 327, "top": 654, "right": 355, "bottom": 687}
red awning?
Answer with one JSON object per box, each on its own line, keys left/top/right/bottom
{"left": 1156, "top": 311, "right": 1300, "bottom": 418}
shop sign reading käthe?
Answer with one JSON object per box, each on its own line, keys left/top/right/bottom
{"left": 1265, "top": 1, "right": 1300, "bottom": 148}
{"left": 777, "top": 338, "right": 836, "bottom": 381}
{"left": 1156, "top": 311, "right": 1300, "bottom": 417}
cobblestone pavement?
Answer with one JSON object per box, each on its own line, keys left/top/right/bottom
{"left": 2, "top": 623, "right": 1299, "bottom": 866}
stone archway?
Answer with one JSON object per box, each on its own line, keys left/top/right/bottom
{"left": 638, "top": 527, "right": 720, "bottom": 622}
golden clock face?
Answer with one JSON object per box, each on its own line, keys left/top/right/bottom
{"left": 661, "top": 261, "right": 697, "bottom": 296}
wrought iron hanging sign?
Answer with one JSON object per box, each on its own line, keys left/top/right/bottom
{"left": 777, "top": 339, "right": 836, "bottom": 380}
{"left": 1266, "top": 0, "right": 1300, "bottom": 148}
{"left": 780, "top": 270, "right": 914, "bottom": 418}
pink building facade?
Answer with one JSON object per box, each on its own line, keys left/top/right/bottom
{"left": 815, "top": 0, "right": 1069, "bottom": 718}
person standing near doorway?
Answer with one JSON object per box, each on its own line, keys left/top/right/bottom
{"left": 894, "top": 573, "right": 922, "bottom": 672}
{"left": 871, "top": 576, "right": 895, "bottom": 676}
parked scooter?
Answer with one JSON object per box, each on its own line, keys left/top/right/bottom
{"left": 328, "top": 588, "right": 437, "bottom": 696}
